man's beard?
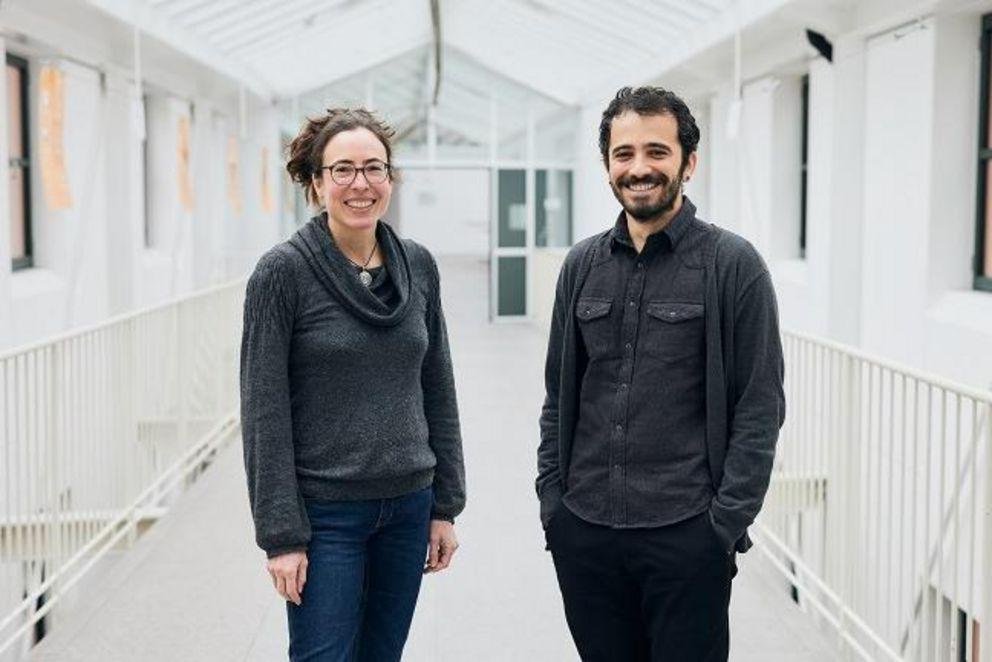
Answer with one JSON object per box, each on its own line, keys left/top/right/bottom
{"left": 610, "top": 163, "right": 686, "bottom": 222}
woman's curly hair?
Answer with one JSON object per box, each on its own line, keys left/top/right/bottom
{"left": 285, "top": 107, "right": 396, "bottom": 206}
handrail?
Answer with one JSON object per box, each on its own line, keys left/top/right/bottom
{"left": 0, "top": 280, "right": 246, "bottom": 655}
{"left": 783, "top": 329, "right": 992, "bottom": 405}
{"left": 758, "top": 330, "right": 992, "bottom": 661}
{"left": 0, "top": 277, "right": 247, "bottom": 361}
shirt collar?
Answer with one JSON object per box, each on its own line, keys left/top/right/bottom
{"left": 609, "top": 196, "right": 696, "bottom": 254}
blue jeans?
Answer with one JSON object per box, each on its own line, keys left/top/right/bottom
{"left": 287, "top": 486, "right": 432, "bottom": 662}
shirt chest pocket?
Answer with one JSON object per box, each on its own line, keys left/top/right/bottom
{"left": 644, "top": 302, "right": 705, "bottom": 363}
{"left": 576, "top": 297, "right": 613, "bottom": 359}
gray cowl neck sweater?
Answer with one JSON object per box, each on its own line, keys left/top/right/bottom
{"left": 289, "top": 214, "right": 412, "bottom": 326}
{"left": 240, "top": 214, "right": 466, "bottom": 558}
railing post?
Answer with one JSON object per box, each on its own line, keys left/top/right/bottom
{"left": 48, "top": 343, "right": 63, "bottom": 618}
{"left": 982, "top": 401, "right": 992, "bottom": 662}
{"left": 176, "top": 302, "right": 190, "bottom": 492}
{"left": 125, "top": 318, "right": 139, "bottom": 548}
{"left": 827, "top": 350, "right": 847, "bottom": 656}
{"left": 839, "top": 353, "right": 860, "bottom": 660}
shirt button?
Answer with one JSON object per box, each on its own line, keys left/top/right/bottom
{"left": 625, "top": 343, "right": 632, "bottom": 351}
{"left": 615, "top": 424, "right": 623, "bottom": 433}
{"left": 636, "top": 262, "right": 644, "bottom": 269}
{"left": 628, "top": 300, "right": 635, "bottom": 307}
{"left": 620, "top": 383, "right": 628, "bottom": 390}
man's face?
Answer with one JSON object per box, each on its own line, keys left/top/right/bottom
{"left": 607, "top": 111, "right": 696, "bottom": 223}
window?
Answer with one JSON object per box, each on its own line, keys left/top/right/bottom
{"left": 976, "top": 14, "right": 992, "bottom": 291}
{"left": 7, "top": 54, "right": 31, "bottom": 270}
{"left": 799, "top": 74, "right": 809, "bottom": 260}
{"left": 535, "top": 169, "right": 572, "bottom": 248}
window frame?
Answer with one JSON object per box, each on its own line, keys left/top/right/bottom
{"left": 799, "top": 73, "right": 809, "bottom": 260}
{"left": 975, "top": 14, "right": 992, "bottom": 291}
{"left": 7, "top": 53, "right": 32, "bottom": 271}
{"left": 142, "top": 94, "right": 152, "bottom": 248}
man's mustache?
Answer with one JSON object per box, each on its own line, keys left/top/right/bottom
{"left": 617, "top": 174, "right": 669, "bottom": 189}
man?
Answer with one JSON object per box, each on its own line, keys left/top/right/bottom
{"left": 537, "top": 86, "right": 785, "bottom": 661}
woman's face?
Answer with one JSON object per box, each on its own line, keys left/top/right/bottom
{"left": 313, "top": 127, "right": 392, "bottom": 233}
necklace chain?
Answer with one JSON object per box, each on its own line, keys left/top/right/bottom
{"left": 345, "top": 241, "right": 378, "bottom": 288}
{"left": 344, "top": 241, "right": 377, "bottom": 270}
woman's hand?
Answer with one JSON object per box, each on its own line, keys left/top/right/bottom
{"left": 267, "top": 551, "right": 308, "bottom": 605}
{"left": 424, "top": 520, "right": 459, "bottom": 574}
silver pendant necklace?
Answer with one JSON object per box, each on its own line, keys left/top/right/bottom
{"left": 347, "top": 241, "right": 378, "bottom": 287}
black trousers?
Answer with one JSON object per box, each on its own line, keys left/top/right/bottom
{"left": 546, "top": 506, "right": 736, "bottom": 662}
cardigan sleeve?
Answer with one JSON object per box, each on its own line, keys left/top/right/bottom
{"left": 420, "top": 251, "right": 466, "bottom": 522}
{"left": 240, "top": 250, "right": 311, "bottom": 558}
{"left": 536, "top": 262, "right": 569, "bottom": 528}
{"left": 710, "top": 255, "right": 786, "bottom": 552}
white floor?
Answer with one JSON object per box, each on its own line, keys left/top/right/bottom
{"left": 30, "top": 257, "right": 838, "bottom": 661}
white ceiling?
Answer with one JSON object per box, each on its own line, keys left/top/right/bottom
{"left": 88, "top": 0, "right": 739, "bottom": 103}
{"left": 76, "top": 0, "right": 829, "bottom": 154}
{"left": 293, "top": 43, "right": 573, "bottom": 154}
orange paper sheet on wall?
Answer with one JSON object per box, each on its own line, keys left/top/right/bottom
{"left": 39, "top": 66, "right": 72, "bottom": 210}
{"left": 261, "top": 146, "right": 274, "bottom": 214}
{"left": 227, "top": 136, "right": 242, "bottom": 214}
{"left": 178, "top": 117, "right": 194, "bottom": 212}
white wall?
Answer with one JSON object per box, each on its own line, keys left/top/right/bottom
{"left": 223, "top": 101, "right": 284, "bottom": 278}
{"left": 8, "top": 59, "right": 111, "bottom": 345}
{"left": 860, "top": 21, "right": 934, "bottom": 365}
{"left": 824, "top": 35, "right": 866, "bottom": 345}
{"left": 571, "top": 0, "right": 992, "bottom": 394}
{"left": 103, "top": 69, "right": 141, "bottom": 317}
{"left": 141, "top": 94, "right": 193, "bottom": 305}
{"left": 393, "top": 168, "right": 490, "bottom": 257}
{"left": 0, "top": 4, "right": 284, "bottom": 351}
{"left": 706, "top": 85, "right": 744, "bottom": 236}
{"left": 686, "top": 97, "right": 711, "bottom": 218}
{"left": 572, "top": 95, "right": 619, "bottom": 242}
{"left": 921, "top": 12, "right": 992, "bottom": 390}
{"left": 767, "top": 58, "right": 835, "bottom": 337}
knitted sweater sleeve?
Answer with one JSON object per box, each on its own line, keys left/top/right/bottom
{"left": 240, "top": 250, "right": 311, "bottom": 558}
{"left": 420, "top": 251, "right": 466, "bottom": 522}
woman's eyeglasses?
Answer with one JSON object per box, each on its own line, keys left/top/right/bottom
{"left": 319, "top": 160, "right": 391, "bottom": 186}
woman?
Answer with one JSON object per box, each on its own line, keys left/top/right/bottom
{"left": 240, "top": 107, "right": 466, "bottom": 662}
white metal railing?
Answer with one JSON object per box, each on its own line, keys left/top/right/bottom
{"left": 755, "top": 330, "right": 992, "bottom": 662}
{"left": 0, "top": 280, "right": 245, "bottom": 659}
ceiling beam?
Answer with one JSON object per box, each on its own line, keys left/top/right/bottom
{"left": 83, "top": 0, "right": 273, "bottom": 97}
{"left": 429, "top": 0, "right": 442, "bottom": 106}
{"left": 206, "top": 0, "right": 336, "bottom": 42}
{"left": 288, "top": 43, "right": 432, "bottom": 100}
{"left": 223, "top": 0, "right": 416, "bottom": 66}
{"left": 153, "top": 0, "right": 210, "bottom": 14}
{"left": 175, "top": 0, "right": 245, "bottom": 28}
{"left": 509, "top": 0, "right": 679, "bottom": 54}
{"left": 442, "top": 42, "right": 577, "bottom": 107}
{"left": 430, "top": 111, "right": 489, "bottom": 144}
{"left": 215, "top": 0, "right": 362, "bottom": 52}
{"left": 610, "top": 0, "right": 711, "bottom": 30}
{"left": 492, "top": 4, "right": 633, "bottom": 68}
{"left": 579, "top": 0, "right": 793, "bottom": 103}
{"left": 568, "top": 0, "right": 679, "bottom": 42}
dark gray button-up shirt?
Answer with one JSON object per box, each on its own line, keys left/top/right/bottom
{"left": 562, "top": 202, "right": 713, "bottom": 528}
